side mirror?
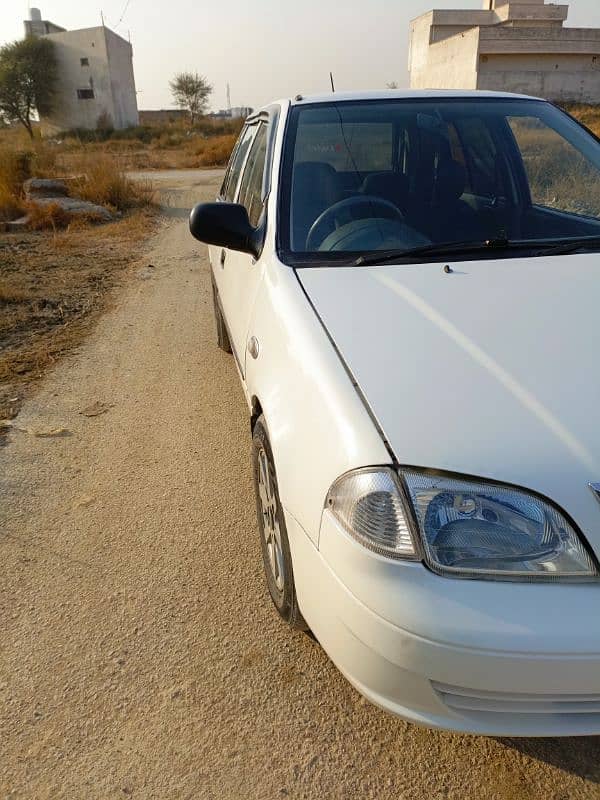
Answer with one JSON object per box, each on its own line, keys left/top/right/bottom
{"left": 189, "top": 202, "right": 260, "bottom": 258}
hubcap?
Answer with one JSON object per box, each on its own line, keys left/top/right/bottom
{"left": 257, "top": 447, "right": 285, "bottom": 592}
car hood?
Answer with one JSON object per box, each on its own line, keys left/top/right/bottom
{"left": 298, "top": 254, "right": 600, "bottom": 553}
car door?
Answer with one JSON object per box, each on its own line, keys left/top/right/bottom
{"left": 210, "top": 123, "right": 256, "bottom": 308}
{"left": 218, "top": 120, "right": 269, "bottom": 376}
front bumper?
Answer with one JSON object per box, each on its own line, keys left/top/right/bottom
{"left": 286, "top": 509, "right": 600, "bottom": 736}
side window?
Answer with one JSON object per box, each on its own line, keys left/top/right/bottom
{"left": 509, "top": 115, "right": 600, "bottom": 218}
{"left": 238, "top": 123, "right": 268, "bottom": 228}
{"left": 221, "top": 126, "right": 255, "bottom": 202}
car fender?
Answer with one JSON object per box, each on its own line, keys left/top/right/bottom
{"left": 244, "top": 256, "right": 390, "bottom": 543}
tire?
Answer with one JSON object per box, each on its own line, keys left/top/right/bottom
{"left": 211, "top": 277, "right": 232, "bottom": 354}
{"left": 252, "top": 416, "right": 308, "bottom": 630}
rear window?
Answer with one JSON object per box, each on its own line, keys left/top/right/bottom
{"left": 294, "top": 110, "right": 393, "bottom": 173}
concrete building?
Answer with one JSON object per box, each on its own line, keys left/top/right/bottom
{"left": 409, "top": 0, "right": 600, "bottom": 103}
{"left": 25, "top": 8, "right": 139, "bottom": 133}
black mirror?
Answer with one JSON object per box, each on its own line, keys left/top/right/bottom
{"left": 189, "top": 202, "right": 259, "bottom": 258}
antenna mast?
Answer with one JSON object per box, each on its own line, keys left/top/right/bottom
{"left": 330, "top": 72, "right": 335, "bottom": 93}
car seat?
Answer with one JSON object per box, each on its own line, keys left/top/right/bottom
{"left": 291, "top": 162, "right": 342, "bottom": 250}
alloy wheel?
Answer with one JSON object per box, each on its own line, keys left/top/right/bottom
{"left": 257, "top": 446, "right": 285, "bottom": 592}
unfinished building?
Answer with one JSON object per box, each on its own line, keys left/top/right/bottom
{"left": 409, "top": 0, "right": 600, "bottom": 103}
{"left": 25, "top": 7, "right": 139, "bottom": 133}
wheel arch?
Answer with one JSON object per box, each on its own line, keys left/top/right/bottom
{"left": 250, "top": 395, "right": 263, "bottom": 433}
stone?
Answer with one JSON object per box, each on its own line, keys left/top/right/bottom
{"left": 29, "top": 196, "right": 114, "bottom": 222}
{"left": 23, "top": 178, "right": 69, "bottom": 198}
{"left": 4, "top": 217, "right": 30, "bottom": 232}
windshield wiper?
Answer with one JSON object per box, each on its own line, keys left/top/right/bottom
{"left": 533, "top": 236, "right": 600, "bottom": 257}
{"left": 353, "top": 238, "right": 512, "bottom": 267}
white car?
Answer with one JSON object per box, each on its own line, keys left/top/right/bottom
{"left": 190, "top": 90, "right": 600, "bottom": 736}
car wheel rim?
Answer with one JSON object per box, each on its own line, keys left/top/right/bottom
{"left": 257, "top": 447, "right": 285, "bottom": 592}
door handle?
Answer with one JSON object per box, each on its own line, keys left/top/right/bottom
{"left": 220, "top": 249, "right": 226, "bottom": 268}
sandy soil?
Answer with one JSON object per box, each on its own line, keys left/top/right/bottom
{"left": 1, "top": 170, "right": 600, "bottom": 800}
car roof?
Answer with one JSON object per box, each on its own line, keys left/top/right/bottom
{"left": 264, "top": 89, "right": 542, "bottom": 110}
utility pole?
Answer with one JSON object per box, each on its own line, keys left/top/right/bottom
{"left": 226, "top": 83, "right": 231, "bottom": 112}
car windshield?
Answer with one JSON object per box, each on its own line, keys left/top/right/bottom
{"left": 280, "top": 98, "right": 600, "bottom": 261}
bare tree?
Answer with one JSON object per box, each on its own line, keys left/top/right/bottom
{"left": 386, "top": 81, "right": 399, "bottom": 90}
{"left": 169, "top": 72, "right": 212, "bottom": 124}
{"left": 0, "top": 37, "right": 57, "bottom": 138}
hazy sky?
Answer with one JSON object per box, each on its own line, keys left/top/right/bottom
{"left": 3, "top": 0, "right": 600, "bottom": 111}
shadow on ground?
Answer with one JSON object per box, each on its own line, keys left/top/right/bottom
{"left": 162, "top": 206, "right": 191, "bottom": 219}
{"left": 499, "top": 736, "right": 600, "bottom": 783}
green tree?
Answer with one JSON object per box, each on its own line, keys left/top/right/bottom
{"left": 0, "top": 37, "right": 57, "bottom": 139}
{"left": 169, "top": 72, "right": 212, "bottom": 124}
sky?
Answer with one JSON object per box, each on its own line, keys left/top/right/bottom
{"left": 2, "top": 0, "right": 600, "bottom": 112}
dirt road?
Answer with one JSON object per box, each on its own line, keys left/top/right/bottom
{"left": 1, "top": 170, "right": 599, "bottom": 800}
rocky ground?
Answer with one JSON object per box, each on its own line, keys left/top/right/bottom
{"left": 1, "top": 170, "right": 600, "bottom": 800}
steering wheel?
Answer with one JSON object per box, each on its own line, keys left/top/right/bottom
{"left": 306, "top": 195, "right": 404, "bottom": 251}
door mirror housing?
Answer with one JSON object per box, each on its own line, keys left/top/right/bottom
{"left": 189, "top": 202, "right": 260, "bottom": 258}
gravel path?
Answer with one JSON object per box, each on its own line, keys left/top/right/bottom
{"left": 1, "top": 170, "right": 600, "bottom": 800}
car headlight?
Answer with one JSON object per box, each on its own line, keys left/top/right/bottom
{"left": 327, "top": 468, "right": 597, "bottom": 580}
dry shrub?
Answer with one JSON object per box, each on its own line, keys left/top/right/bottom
{"left": 0, "top": 184, "right": 24, "bottom": 221}
{"left": 0, "top": 148, "right": 29, "bottom": 220}
{"left": 29, "top": 143, "right": 58, "bottom": 177}
{"left": 25, "top": 201, "right": 113, "bottom": 231}
{"left": 24, "top": 201, "right": 75, "bottom": 230}
{"left": 563, "top": 104, "right": 600, "bottom": 138}
{"left": 0, "top": 144, "right": 60, "bottom": 221}
{"left": 68, "top": 152, "right": 156, "bottom": 211}
{"left": 193, "top": 134, "right": 237, "bottom": 167}
{"left": 150, "top": 130, "right": 187, "bottom": 149}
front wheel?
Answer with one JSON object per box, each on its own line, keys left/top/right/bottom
{"left": 252, "top": 416, "right": 307, "bottom": 630}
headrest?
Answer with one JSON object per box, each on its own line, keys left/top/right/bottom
{"left": 433, "top": 160, "right": 467, "bottom": 204}
{"left": 361, "top": 172, "right": 409, "bottom": 207}
{"left": 293, "top": 161, "right": 337, "bottom": 185}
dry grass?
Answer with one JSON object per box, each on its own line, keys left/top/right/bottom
{"left": 23, "top": 201, "right": 78, "bottom": 231}
{"left": 0, "top": 185, "right": 24, "bottom": 222}
{"left": 0, "top": 117, "right": 238, "bottom": 218}
{"left": 0, "top": 142, "right": 156, "bottom": 225}
{"left": 0, "top": 207, "right": 159, "bottom": 419}
{"left": 42, "top": 116, "right": 242, "bottom": 172}
{"left": 510, "top": 115, "right": 600, "bottom": 217}
{"left": 68, "top": 152, "right": 156, "bottom": 210}
{"left": 563, "top": 104, "right": 600, "bottom": 138}
{"left": 0, "top": 283, "right": 31, "bottom": 303}
{"left": 0, "top": 149, "right": 29, "bottom": 221}
{"left": 193, "top": 134, "right": 238, "bottom": 167}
